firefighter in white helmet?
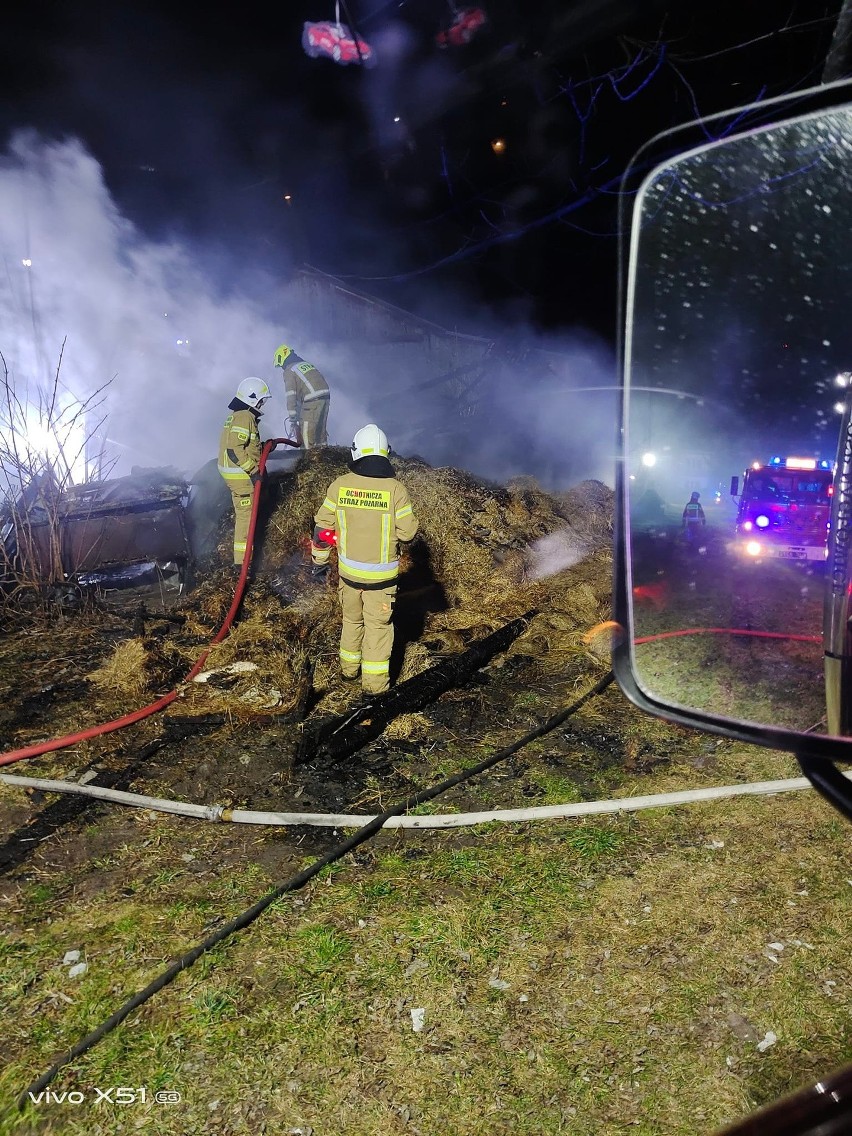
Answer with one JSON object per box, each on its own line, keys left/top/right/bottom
{"left": 273, "top": 343, "right": 330, "bottom": 448}
{"left": 217, "top": 377, "right": 270, "bottom": 567}
{"left": 311, "top": 424, "right": 418, "bottom": 693}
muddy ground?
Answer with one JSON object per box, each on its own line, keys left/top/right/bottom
{"left": 0, "top": 452, "right": 713, "bottom": 895}
{"left": 0, "top": 449, "right": 706, "bottom": 895}
{"left": 0, "top": 587, "right": 672, "bottom": 884}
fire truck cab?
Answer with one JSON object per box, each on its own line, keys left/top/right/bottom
{"left": 729, "top": 455, "right": 833, "bottom": 563}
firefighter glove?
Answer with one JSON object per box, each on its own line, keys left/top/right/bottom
{"left": 250, "top": 471, "right": 262, "bottom": 486}
{"left": 312, "top": 524, "right": 336, "bottom": 549}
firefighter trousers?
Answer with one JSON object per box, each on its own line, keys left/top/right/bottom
{"left": 338, "top": 580, "right": 396, "bottom": 693}
{"left": 300, "top": 396, "right": 330, "bottom": 448}
{"left": 224, "top": 478, "right": 254, "bottom": 565}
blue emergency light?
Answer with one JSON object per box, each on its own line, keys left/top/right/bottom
{"left": 766, "top": 455, "right": 832, "bottom": 471}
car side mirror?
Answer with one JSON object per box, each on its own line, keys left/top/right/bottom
{"left": 612, "top": 80, "right": 852, "bottom": 823}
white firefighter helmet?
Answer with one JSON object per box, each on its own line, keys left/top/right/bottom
{"left": 351, "top": 423, "right": 389, "bottom": 461}
{"left": 236, "top": 377, "right": 271, "bottom": 412}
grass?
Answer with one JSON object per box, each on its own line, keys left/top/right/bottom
{"left": 632, "top": 556, "right": 826, "bottom": 733}
{"left": 526, "top": 770, "right": 585, "bottom": 804}
{"left": 23, "top": 883, "right": 55, "bottom": 907}
{"left": 2, "top": 750, "right": 852, "bottom": 1135}
{"left": 562, "top": 823, "right": 623, "bottom": 861}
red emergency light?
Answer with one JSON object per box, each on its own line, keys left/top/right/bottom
{"left": 318, "top": 528, "right": 337, "bottom": 545}
{"left": 302, "top": 21, "right": 376, "bottom": 67}
{"left": 436, "top": 7, "right": 488, "bottom": 48}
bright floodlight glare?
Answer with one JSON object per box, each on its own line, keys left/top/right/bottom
{"left": 25, "top": 420, "right": 56, "bottom": 456}
{"left": 641, "top": 452, "right": 657, "bottom": 467}
{"left": 22, "top": 396, "right": 90, "bottom": 483}
{"left": 835, "top": 373, "right": 852, "bottom": 387}
{"left": 746, "top": 540, "right": 761, "bottom": 557}
{"left": 835, "top": 402, "right": 846, "bottom": 414}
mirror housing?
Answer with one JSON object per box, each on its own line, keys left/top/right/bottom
{"left": 613, "top": 79, "right": 852, "bottom": 821}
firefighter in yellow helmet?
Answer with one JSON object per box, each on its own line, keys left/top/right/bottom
{"left": 311, "top": 424, "right": 418, "bottom": 693}
{"left": 217, "top": 377, "right": 270, "bottom": 566}
{"left": 273, "top": 343, "right": 330, "bottom": 447}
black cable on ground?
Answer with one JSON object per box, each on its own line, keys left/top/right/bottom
{"left": 18, "top": 669, "right": 614, "bottom": 1109}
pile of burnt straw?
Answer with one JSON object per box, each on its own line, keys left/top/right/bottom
{"left": 89, "top": 448, "right": 615, "bottom": 722}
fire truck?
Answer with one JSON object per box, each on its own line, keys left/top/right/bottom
{"left": 729, "top": 455, "right": 834, "bottom": 562}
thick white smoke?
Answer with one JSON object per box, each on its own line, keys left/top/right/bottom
{"left": 0, "top": 129, "right": 618, "bottom": 497}
{"left": 526, "top": 527, "right": 591, "bottom": 580}
{"left": 0, "top": 131, "right": 366, "bottom": 478}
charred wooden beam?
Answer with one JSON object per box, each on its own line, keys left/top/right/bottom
{"left": 297, "top": 611, "right": 536, "bottom": 765}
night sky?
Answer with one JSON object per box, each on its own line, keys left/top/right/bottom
{"left": 0, "top": 1, "right": 844, "bottom": 340}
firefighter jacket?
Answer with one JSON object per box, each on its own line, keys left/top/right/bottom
{"left": 281, "top": 354, "right": 330, "bottom": 419}
{"left": 312, "top": 456, "right": 418, "bottom": 588}
{"left": 218, "top": 400, "right": 262, "bottom": 484}
{"left": 682, "top": 500, "right": 706, "bottom": 524}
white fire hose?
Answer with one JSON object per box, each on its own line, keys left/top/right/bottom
{"left": 2, "top": 770, "right": 845, "bottom": 829}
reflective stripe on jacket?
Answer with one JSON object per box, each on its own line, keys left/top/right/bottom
{"left": 682, "top": 502, "right": 705, "bottom": 523}
{"left": 314, "top": 472, "right": 418, "bottom": 587}
{"left": 283, "top": 360, "right": 330, "bottom": 417}
{"left": 218, "top": 407, "right": 261, "bottom": 483}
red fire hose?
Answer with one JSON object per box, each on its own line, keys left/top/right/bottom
{"left": 634, "top": 628, "right": 822, "bottom": 646}
{"left": 0, "top": 438, "right": 298, "bottom": 768}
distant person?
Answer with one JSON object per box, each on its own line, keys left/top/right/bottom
{"left": 217, "top": 377, "right": 271, "bottom": 568}
{"left": 636, "top": 485, "right": 665, "bottom": 525}
{"left": 273, "top": 343, "right": 330, "bottom": 448}
{"left": 682, "top": 491, "right": 706, "bottom": 545}
{"left": 311, "top": 424, "right": 418, "bottom": 693}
